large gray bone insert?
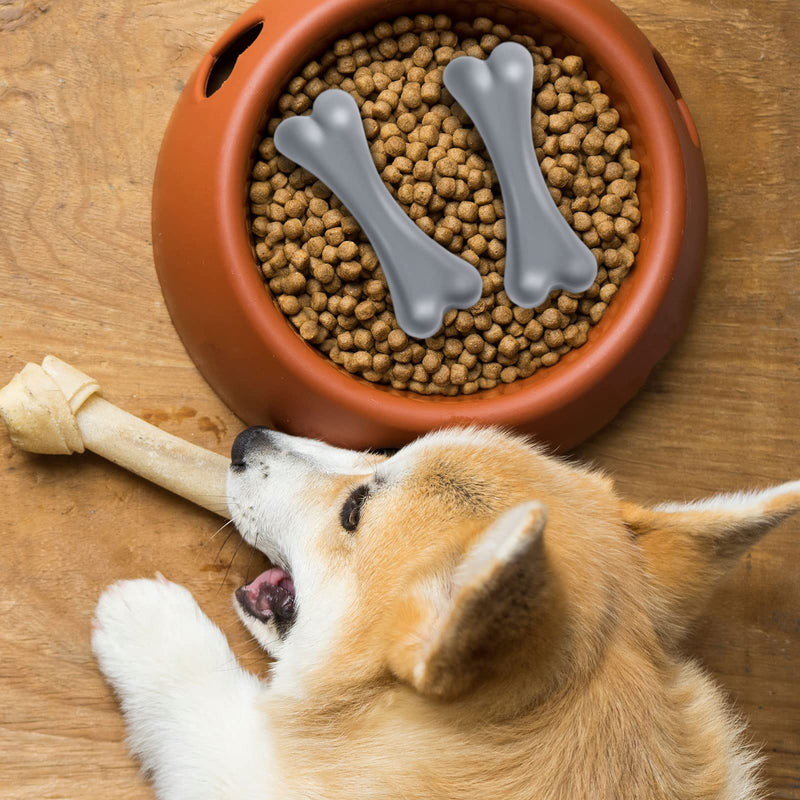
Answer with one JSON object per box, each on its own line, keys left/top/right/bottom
{"left": 273, "top": 91, "right": 483, "bottom": 340}
{"left": 444, "top": 42, "right": 597, "bottom": 308}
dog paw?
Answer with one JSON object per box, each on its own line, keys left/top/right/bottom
{"left": 92, "top": 577, "right": 234, "bottom": 697}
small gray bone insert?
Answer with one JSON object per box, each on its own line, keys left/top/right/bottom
{"left": 444, "top": 42, "right": 597, "bottom": 308}
{"left": 274, "top": 90, "right": 483, "bottom": 340}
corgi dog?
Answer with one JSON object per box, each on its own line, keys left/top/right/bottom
{"left": 92, "top": 426, "right": 799, "bottom": 799}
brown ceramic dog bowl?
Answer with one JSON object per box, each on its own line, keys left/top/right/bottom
{"left": 152, "top": 0, "right": 707, "bottom": 450}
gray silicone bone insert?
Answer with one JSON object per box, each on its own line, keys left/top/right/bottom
{"left": 444, "top": 42, "right": 597, "bottom": 308}
{"left": 273, "top": 90, "right": 483, "bottom": 340}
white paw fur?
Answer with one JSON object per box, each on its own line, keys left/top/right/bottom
{"left": 92, "top": 578, "right": 276, "bottom": 799}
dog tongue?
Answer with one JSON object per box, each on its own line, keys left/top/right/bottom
{"left": 241, "top": 568, "right": 295, "bottom": 619}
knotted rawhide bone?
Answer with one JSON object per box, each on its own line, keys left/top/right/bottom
{"left": 443, "top": 42, "right": 597, "bottom": 308}
{"left": 274, "top": 90, "right": 483, "bottom": 339}
{"left": 0, "top": 356, "right": 230, "bottom": 517}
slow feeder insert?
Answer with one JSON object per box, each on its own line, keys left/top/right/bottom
{"left": 251, "top": 13, "right": 641, "bottom": 396}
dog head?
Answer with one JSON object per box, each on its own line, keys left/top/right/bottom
{"left": 227, "top": 426, "right": 800, "bottom": 703}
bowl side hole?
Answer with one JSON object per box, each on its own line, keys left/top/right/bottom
{"left": 652, "top": 47, "right": 682, "bottom": 100}
{"left": 205, "top": 21, "right": 264, "bottom": 97}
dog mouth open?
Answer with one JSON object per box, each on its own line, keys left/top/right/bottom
{"left": 236, "top": 568, "right": 297, "bottom": 632}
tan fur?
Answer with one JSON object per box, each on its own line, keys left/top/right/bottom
{"left": 231, "top": 428, "right": 799, "bottom": 799}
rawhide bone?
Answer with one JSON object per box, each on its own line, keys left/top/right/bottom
{"left": 0, "top": 356, "right": 230, "bottom": 517}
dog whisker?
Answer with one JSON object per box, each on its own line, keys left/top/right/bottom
{"left": 206, "top": 517, "right": 235, "bottom": 544}
{"left": 218, "top": 537, "right": 245, "bottom": 593}
{"left": 214, "top": 528, "right": 239, "bottom": 563}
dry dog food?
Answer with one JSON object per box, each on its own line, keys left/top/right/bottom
{"left": 248, "top": 14, "right": 641, "bottom": 395}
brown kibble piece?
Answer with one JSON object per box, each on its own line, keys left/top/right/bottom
{"left": 449, "top": 363, "right": 468, "bottom": 385}
{"left": 589, "top": 301, "right": 608, "bottom": 323}
{"left": 387, "top": 329, "right": 408, "bottom": 351}
{"left": 464, "top": 333, "right": 484, "bottom": 354}
{"left": 539, "top": 308, "right": 563, "bottom": 329}
{"left": 498, "top": 335, "right": 520, "bottom": 359}
{"left": 278, "top": 295, "right": 300, "bottom": 315}
{"left": 355, "top": 300, "right": 376, "bottom": 321}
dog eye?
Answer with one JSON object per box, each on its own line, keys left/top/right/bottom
{"left": 340, "top": 484, "right": 370, "bottom": 533}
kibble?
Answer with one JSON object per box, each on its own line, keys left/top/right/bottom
{"left": 248, "top": 14, "right": 641, "bottom": 395}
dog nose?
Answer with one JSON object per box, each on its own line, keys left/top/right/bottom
{"left": 230, "top": 427, "right": 273, "bottom": 468}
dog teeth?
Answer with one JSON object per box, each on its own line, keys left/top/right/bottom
{"left": 443, "top": 42, "right": 598, "bottom": 308}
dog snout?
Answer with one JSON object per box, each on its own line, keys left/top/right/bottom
{"left": 230, "top": 427, "right": 274, "bottom": 468}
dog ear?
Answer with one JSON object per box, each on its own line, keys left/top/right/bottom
{"left": 390, "top": 501, "right": 551, "bottom": 699}
{"left": 622, "top": 480, "right": 800, "bottom": 638}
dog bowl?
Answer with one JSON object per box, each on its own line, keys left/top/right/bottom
{"left": 152, "top": 0, "right": 707, "bottom": 450}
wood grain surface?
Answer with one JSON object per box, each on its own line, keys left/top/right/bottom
{"left": 1, "top": 0, "right": 798, "bottom": 797}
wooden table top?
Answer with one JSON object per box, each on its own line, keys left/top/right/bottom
{"left": 1, "top": 0, "right": 798, "bottom": 797}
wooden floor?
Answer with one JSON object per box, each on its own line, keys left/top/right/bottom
{"left": 1, "top": 0, "right": 798, "bottom": 797}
